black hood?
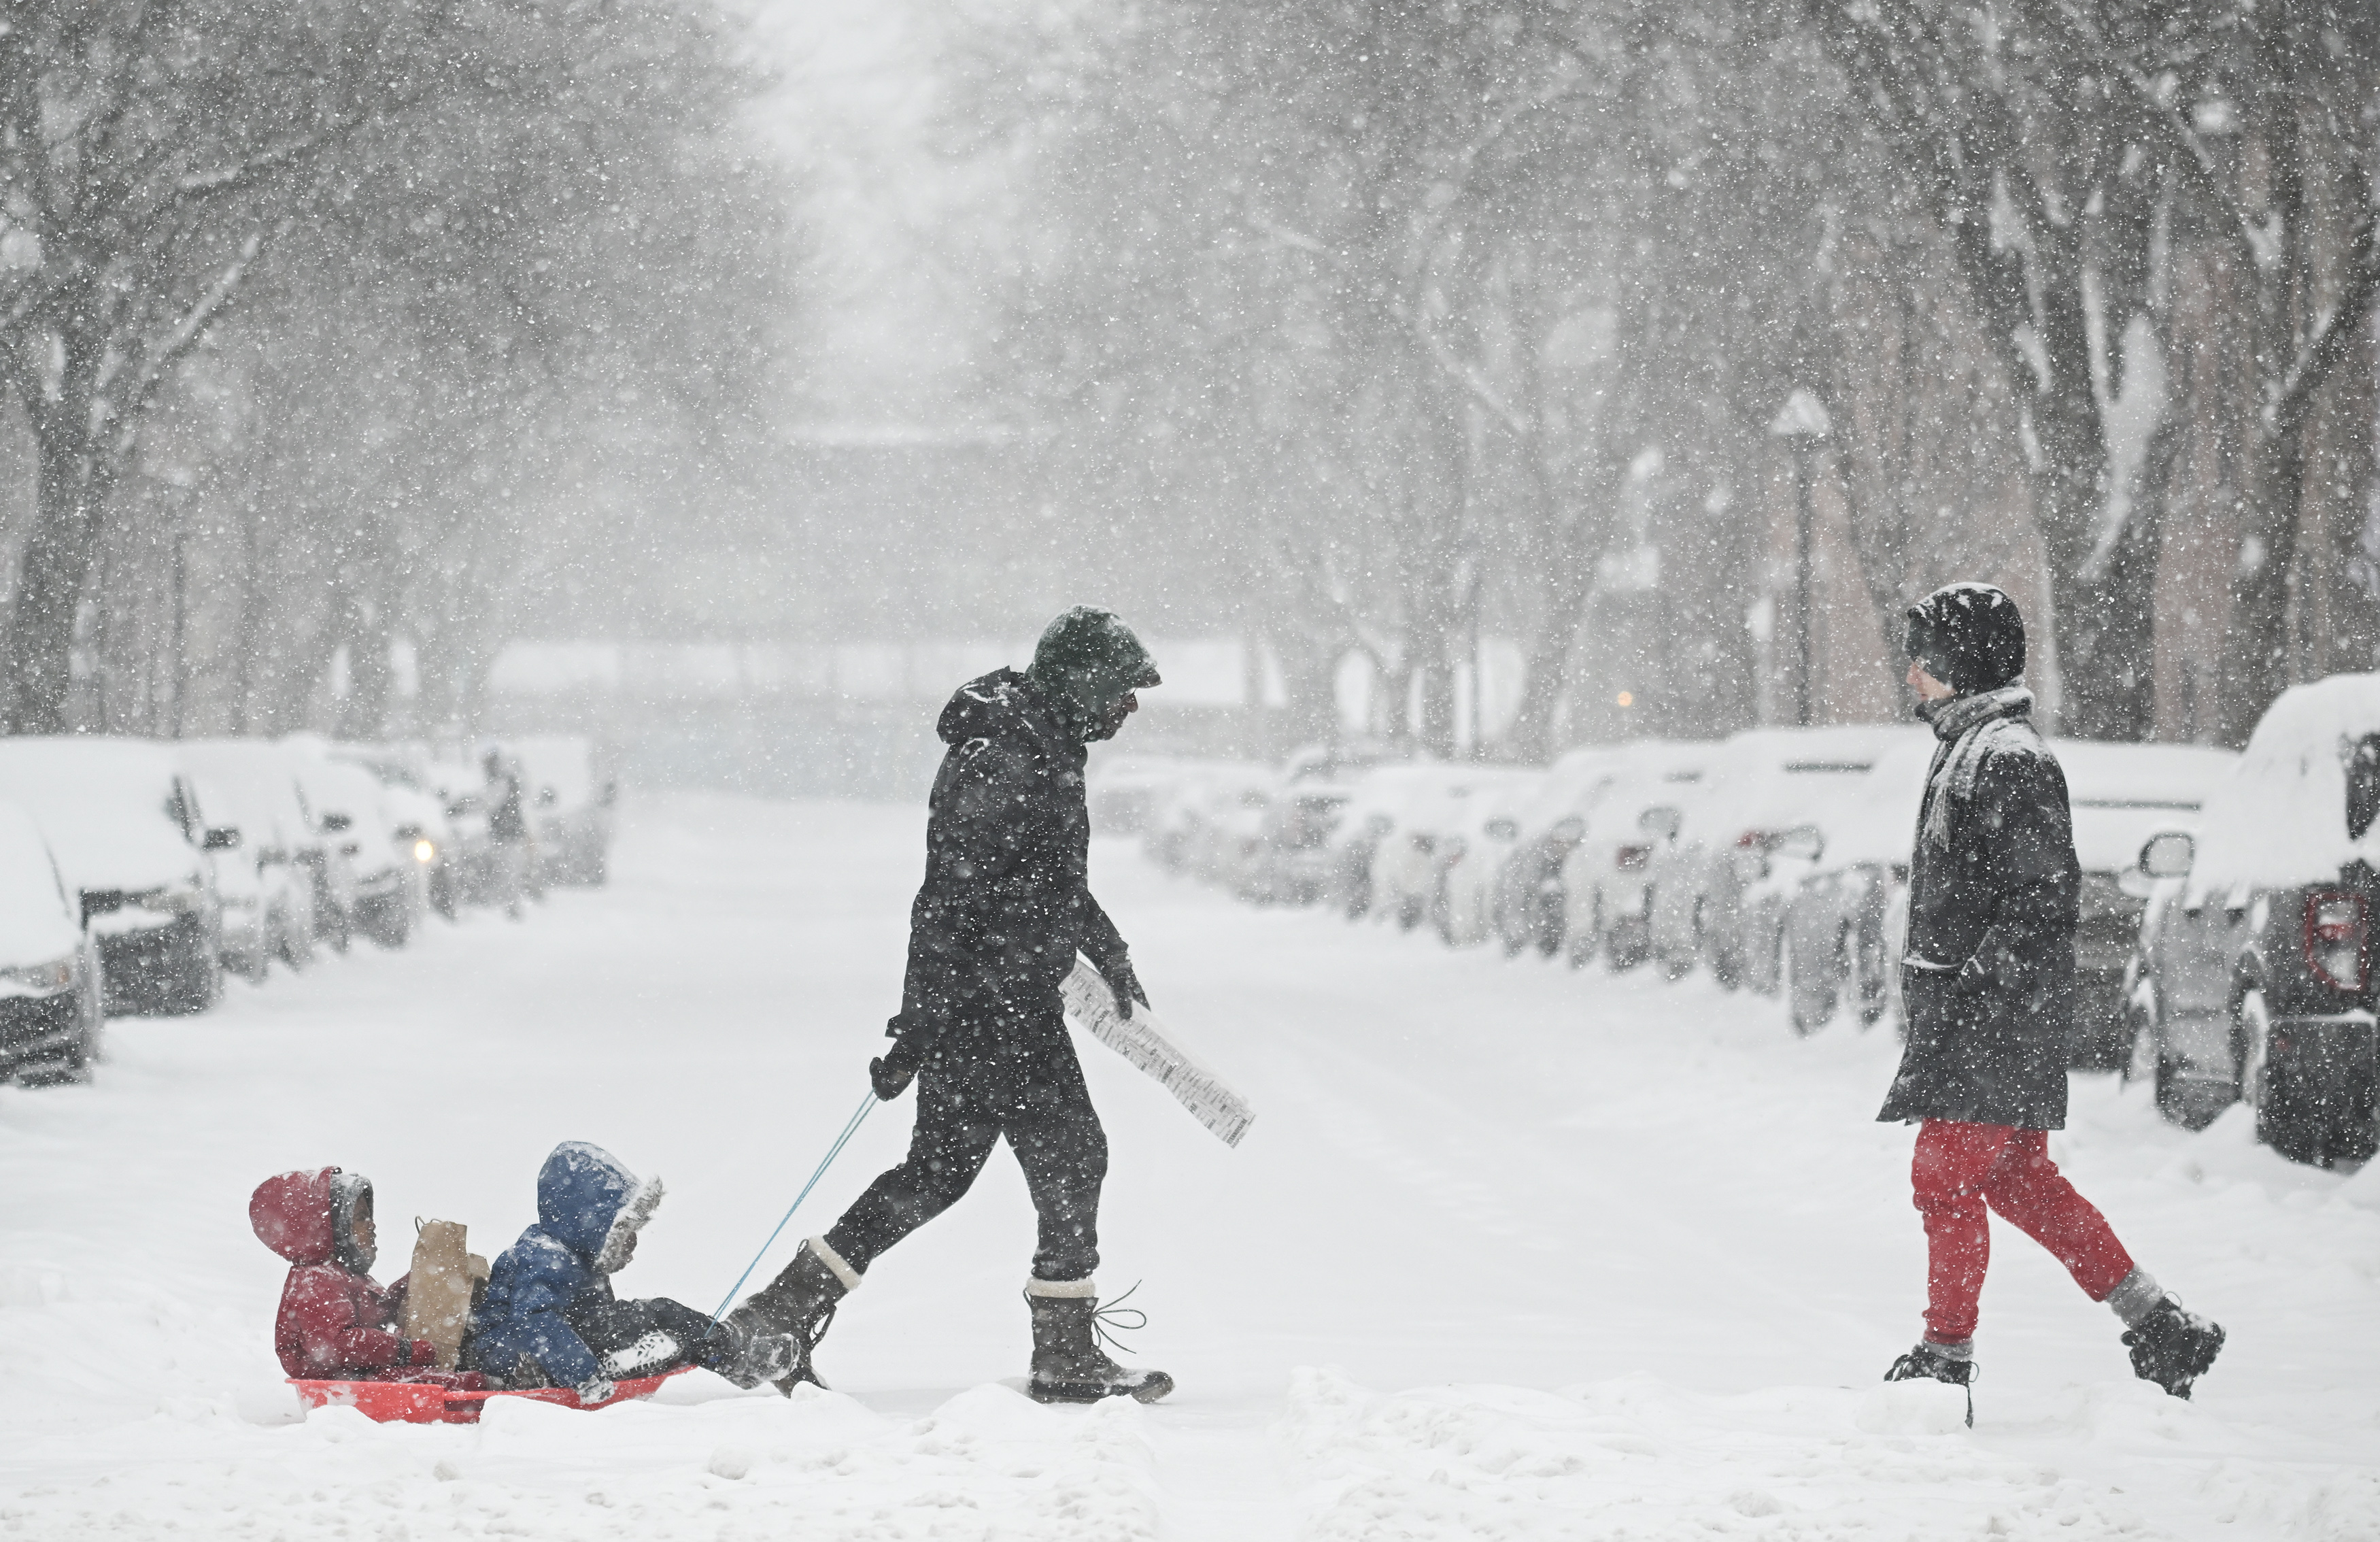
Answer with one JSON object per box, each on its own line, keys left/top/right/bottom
{"left": 1905, "top": 582, "right": 2026, "bottom": 696}
{"left": 936, "top": 667, "right": 1068, "bottom": 752}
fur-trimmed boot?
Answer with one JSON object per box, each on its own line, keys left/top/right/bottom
{"left": 1025, "top": 1278, "right": 1173, "bottom": 1405}
{"left": 723, "top": 1237, "right": 857, "bottom": 1392}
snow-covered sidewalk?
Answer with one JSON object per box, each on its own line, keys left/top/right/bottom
{"left": 1, "top": 793, "right": 2374, "bottom": 1539}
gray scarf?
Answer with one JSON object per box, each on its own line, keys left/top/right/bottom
{"left": 1919, "top": 685, "right": 2034, "bottom": 855}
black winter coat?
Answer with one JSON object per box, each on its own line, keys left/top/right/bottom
{"left": 886, "top": 668, "right": 1127, "bottom": 1075}
{"left": 1877, "top": 687, "right": 2079, "bottom": 1130}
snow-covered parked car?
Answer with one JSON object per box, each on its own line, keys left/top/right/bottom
{"left": 1364, "top": 765, "right": 1512, "bottom": 933}
{"left": 2122, "top": 675, "right": 2380, "bottom": 1166}
{"left": 290, "top": 746, "right": 414, "bottom": 950}
{"left": 508, "top": 735, "right": 614, "bottom": 888}
{"left": 1559, "top": 743, "right": 1718, "bottom": 969}
{"left": 1087, "top": 753, "right": 1194, "bottom": 835}
{"left": 1491, "top": 747, "right": 1625, "bottom": 958}
{"left": 1644, "top": 725, "right": 1924, "bottom": 986}
{"left": 1431, "top": 768, "right": 1546, "bottom": 947}
{"left": 1251, "top": 782, "right": 1355, "bottom": 905}
{"left": 1142, "top": 762, "right": 1272, "bottom": 875}
{"left": 0, "top": 737, "right": 224, "bottom": 1016}
{"left": 2054, "top": 740, "right": 2237, "bottom": 1069}
{"left": 0, "top": 800, "right": 104, "bottom": 1082}
{"left": 1778, "top": 740, "right": 1935, "bottom": 1033}
{"left": 180, "top": 740, "right": 322, "bottom": 979}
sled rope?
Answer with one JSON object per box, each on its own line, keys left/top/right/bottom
{"left": 702, "top": 1086, "right": 878, "bottom": 1338}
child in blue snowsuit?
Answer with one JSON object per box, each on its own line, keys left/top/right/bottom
{"left": 467, "top": 1141, "right": 792, "bottom": 1400}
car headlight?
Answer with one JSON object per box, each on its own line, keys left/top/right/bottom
{"left": 413, "top": 839, "right": 437, "bottom": 864}
{"left": 0, "top": 956, "right": 75, "bottom": 994}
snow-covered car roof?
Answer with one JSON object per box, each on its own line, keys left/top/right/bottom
{"left": 500, "top": 735, "right": 600, "bottom": 811}
{"left": 1575, "top": 743, "right": 1722, "bottom": 848}
{"left": 0, "top": 799, "right": 84, "bottom": 968}
{"left": 2056, "top": 740, "right": 2236, "bottom": 875}
{"left": 2188, "top": 673, "right": 2380, "bottom": 901}
{"left": 1514, "top": 746, "right": 1627, "bottom": 839}
{"left": 1803, "top": 739, "right": 1936, "bottom": 873}
{"left": 1666, "top": 724, "right": 1928, "bottom": 845}
{"left": 285, "top": 746, "right": 404, "bottom": 872}
{"left": 0, "top": 737, "right": 205, "bottom": 894}
{"left": 1349, "top": 763, "right": 1538, "bottom": 840}
{"left": 179, "top": 739, "right": 318, "bottom": 856}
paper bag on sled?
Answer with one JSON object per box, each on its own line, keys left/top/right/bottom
{"left": 403, "top": 1219, "right": 486, "bottom": 1371}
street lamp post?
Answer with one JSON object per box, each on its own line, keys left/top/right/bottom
{"left": 1768, "top": 388, "right": 1831, "bottom": 726}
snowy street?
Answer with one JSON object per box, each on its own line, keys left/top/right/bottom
{"left": 3, "top": 792, "right": 2377, "bottom": 1539}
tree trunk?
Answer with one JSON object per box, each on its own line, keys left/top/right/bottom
{"left": 5, "top": 395, "right": 114, "bottom": 735}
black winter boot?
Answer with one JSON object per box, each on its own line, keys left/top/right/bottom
{"left": 1884, "top": 1341, "right": 1975, "bottom": 1427}
{"left": 723, "top": 1237, "right": 855, "bottom": 1392}
{"left": 1025, "top": 1281, "right": 1173, "bottom": 1405}
{"left": 2122, "top": 1297, "right": 2224, "bottom": 1398}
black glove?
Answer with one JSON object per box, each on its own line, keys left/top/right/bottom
{"left": 870, "top": 1045, "right": 918, "bottom": 1101}
{"left": 1095, "top": 952, "right": 1150, "bottom": 1020}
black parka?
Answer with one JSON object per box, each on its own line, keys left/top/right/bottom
{"left": 1877, "top": 686, "right": 2079, "bottom": 1130}
{"left": 885, "top": 668, "right": 1127, "bottom": 1077}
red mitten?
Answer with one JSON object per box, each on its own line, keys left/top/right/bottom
{"left": 400, "top": 1338, "right": 440, "bottom": 1367}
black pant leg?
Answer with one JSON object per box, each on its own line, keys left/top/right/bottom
{"left": 824, "top": 1066, "right": 1004, "bottom": 1274}
{"left": 563, "top": 1294, "right": 723, "bottom": 1372}
{"left": 1006, "top": 1039, "right": 1108, "bottom": 1282}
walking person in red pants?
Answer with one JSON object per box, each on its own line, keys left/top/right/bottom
{"left": 1880, "top": 583, "right": 2225, "bottom": 1413}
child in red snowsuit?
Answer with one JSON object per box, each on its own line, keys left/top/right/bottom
{"left": 250, "top": 1167, "right": 478, "bottom": 1385}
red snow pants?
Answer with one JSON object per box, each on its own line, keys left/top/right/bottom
{"left": 1911, "top": 1120, "right": 2135, "bottom": 1344}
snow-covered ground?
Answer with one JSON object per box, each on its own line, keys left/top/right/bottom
{"left": 2, "top": 792, "right": 2376, "bottom": 1539}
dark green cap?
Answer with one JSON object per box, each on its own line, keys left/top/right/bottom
{"left": 1026, "top": 606, "right": 1160, "bottom": 714}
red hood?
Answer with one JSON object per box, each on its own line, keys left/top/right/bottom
{"left": 252, "top": 1167, "right": 338, "bottom": 1266}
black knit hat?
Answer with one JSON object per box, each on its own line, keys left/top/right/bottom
{"left": 1026, "top": 606, "right": 1161, "bottom": 715}
{"left": 1905, "top": 582, "right": 2026, "bottom": 694}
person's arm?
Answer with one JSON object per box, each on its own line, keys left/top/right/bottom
{"left": 1959, "top": 747, "right": 2078, "bottom": 988}
{"left": 887, "top": 740, "right": 1046, "bottom": 1063}
{"left": 286, "top": 1269, "right": 432, "bottom": 1375}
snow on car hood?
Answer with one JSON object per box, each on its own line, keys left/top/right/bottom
{"left": 2189, "top": 673, "right": 2380, "bottom": 902}
{"left": 0, "top": 739, "right": 203, "bottom": 895}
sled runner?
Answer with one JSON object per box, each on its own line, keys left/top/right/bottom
{"left": 1061, "top": 957, "right": 1255, "bottom": 1147}
{"left": 288, "top": 1366, "right": 690, "bottom": 1425}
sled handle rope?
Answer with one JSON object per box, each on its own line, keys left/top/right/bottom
{"left": 702, "top": 1086, "right": 878, "bottom": 1339}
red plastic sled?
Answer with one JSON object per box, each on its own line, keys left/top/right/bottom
{"left": 290, "top": 1367, "right": 690, "bottom": 1426}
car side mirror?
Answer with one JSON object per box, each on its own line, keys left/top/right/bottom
{"left": 2140, "top": 829, "right": 2195, "bottom": 879}
{"left": 1638, "top": 806, "right": 1681, "bottom": 842}
{"left": 201, "top": 826, "right": 241, "bottom": 852}
{"left": 1773, "top": 826, "right": 1823, "bottom": 862}
{"left": 320, "top": 812, "right": 354, "bottom": 834}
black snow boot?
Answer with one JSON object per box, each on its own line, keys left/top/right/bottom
{"left": 1025, "top": 1281, "right": 1173, "bottom": 1405}
{"left": 1884, "top": 1341, "right": 1975, "bottom": 1427}
{"left": 2122, "top": 1297, "right": 2224, "bottom": 1399}
{"left": 723, "top": 1237, "right": 854, "bottom": 1392}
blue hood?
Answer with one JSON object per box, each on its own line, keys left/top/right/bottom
{"left": 536, "top": 1141, "right": 661, "bottom": 1264}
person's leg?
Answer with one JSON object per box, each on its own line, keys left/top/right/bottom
{"left": 1911, "top": 1120, "right": 2016, "bottom": 1345}
{"left": 1006, "top": 1045, "right": 1108, "bottom": 1284}
{"left": 1977, "top": 1130, "right": 2135, "bottom": 1301}
{"left": 564, "top": 1294, "right": 721, "bottom": 1373}
{"left": 821, "top": 1068, "right": 1004, "bottom": 1275}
